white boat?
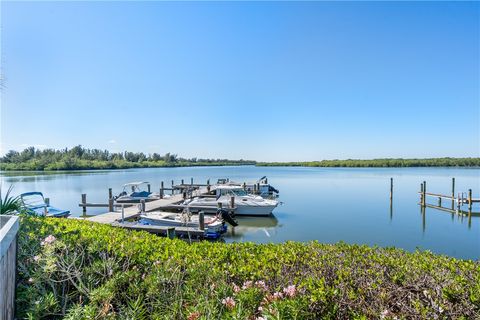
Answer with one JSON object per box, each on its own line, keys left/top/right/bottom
{"left": 115, "top": 182, "right": 158, "bottom": 203}
{"left": 184, "top": 185, "right": 278, "bottom": 216}
{"left": 140, "top": 211, "right": 227, "bottom": 236}
{"left": 217, "top": 176, "right": 279, "bottom": 198}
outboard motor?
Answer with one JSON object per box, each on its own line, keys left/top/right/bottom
{"left": 268, "top": 186, "right": 279, "bottom": 194}
{"left": 218, "top": 208, "right": 238, "bottom": 226}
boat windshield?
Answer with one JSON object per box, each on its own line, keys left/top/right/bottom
{"left": 220, "top": 188, "right": 248, "bottom": 197}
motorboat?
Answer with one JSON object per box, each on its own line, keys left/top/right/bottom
{"left": 115, "top": 182, "right": 158, "bottom": 203}
{"left": 139, "top": 211, "right": 227, "bottom": 239}
{"left": 217, "top": 176, "right": 279, "bottom": 198}
{"left": 184, "top": 185, "right": 278, "bottom": 216}
{"left": 20, "top": 192, "right": 70, "bottom": 218}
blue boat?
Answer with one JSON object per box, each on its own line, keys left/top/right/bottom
{"left": 20, "top": 192, "right": 70, "bottom": 218}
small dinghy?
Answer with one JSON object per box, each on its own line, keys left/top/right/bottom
{"left": 140, "top": 210, "right": 227, "bottom": 239}
{"left": 20, "top": 192, "right": 70, "bottom": 218}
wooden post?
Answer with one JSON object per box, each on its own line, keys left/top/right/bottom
{"left": 140, "top": 199, "right": 146, "bottom": 213}
{"left": 422, "top": 181, "right": 426, "bottom": 207}
{"left": 108, "top": 198, "right": 114, "bottom": 212}
{"left": 438, "top": 197, "right": 442, "bottom": 207}
{"left": 390, "top": 178, "right": 393, "bottom": 200}
{"left": 182, "top": 191, "right": 186, "bottom": 200}
{"left": 167, "top": 227, "right": 175, "bottom": 239}
{"left": 160, "top": 181, "right": 164, "bottom": 199}
{"left": 256, "top": 183, "right": 260, "bottom": 194}
{"left": 230, "top": 196, "right": 235, "bottom": 209}
{"left": 108, "top": 188, "right": 113, "bottom": 200}
{"left": 253, "top": 184, "right": 257, "bottom": 194}
{"left": 243, "top": 182, "right": 246, "bottom": 190}
{"left": 457, "top": 193, "right": 461, "bottom": 212}
{"left": 121, "top": 205, "right": 125, "bottom": 223}
{"left": 191, "top": 177, "right": 193, "bottom": 186}
{"left": 420, "top": 183, "right": 423, "bottom": 205}
{"left": 451, "top": 177, "right": 455, "bottom": 210}
{"left": 147, "top": 184, "right": 151, "bottom": 193}
{"left": 181, "top": 179, "right": 184, "bottom": 185}
{"left": 207, "top": 179, "right": 210, "bottom": 185}
{"left": 81, "top": 194, "right": 87, "bottom": 214}
{"left": 217, "top": 202, "right": 223, "bottom": 210}
{"left": 207, "top": 184, "right": 211, "bottom": 193}
{"left": 468, "top": 189, "right": 472, "bottom": 212}
{"left": 171, "top": 180, "right": 174, "bottom": 195}
{"left": 265, "top": 178, "right": 268, "bottom": 184}
{"left": 199, "top": 211, "right": 205, "bottom": 230}
{"left": 44, "top": 198, "right": 50, "bottom": 207}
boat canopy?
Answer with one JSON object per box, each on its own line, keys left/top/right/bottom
{"left": 122, "top": 181, "right": 149, "bottom": 187}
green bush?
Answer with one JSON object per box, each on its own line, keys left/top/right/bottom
{"left": 17, "top": 217, "right": 479, "bottom": 319}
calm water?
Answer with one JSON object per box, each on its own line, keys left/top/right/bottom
{"left": 1, "top": 166, "right": 479, "bottom": 260}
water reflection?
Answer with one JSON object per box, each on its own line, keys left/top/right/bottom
{"left": 227, "top": 215, "right": 280, "bottom": 240}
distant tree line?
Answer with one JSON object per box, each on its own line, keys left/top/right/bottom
{"left": 1, "top": 146, "right": 478, "bottom": 170}
{"left": 257, "top": 158, "right": 480, "bottom": 168}
{"left": 0, "top": 146, "right": 255, "bottom": 171}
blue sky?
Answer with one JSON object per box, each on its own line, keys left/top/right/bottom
{"left": 1, "top": 1, "right": 478, "bottom": 161}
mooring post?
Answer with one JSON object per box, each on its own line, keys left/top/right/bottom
{"left": 199, "top": 211, "right": 205, "bottom": 231}
{"left": 420, "top": 183, "right": 423, "bottom": 205}
{"left": 81, "top": 194, "right": 87, "bottom": 214}
{"left": 468, "top": 189, "right": 472, "bottom": 212}
{"left": 147, "top": 184, "right": 151, "bottom": 193}
{"left": 457, "top": 193, "right": 461, "bottom": 212}
{"left": 167, "top": 227, "right": 175, "bottom": 239}
{"left": 121, "top": 204, "right": 125, "bottom": 223}
{"left": 191, "top": 177, "right": 193, "bottom": 186}
{"left": 230, "top": 196, "right": 235, "bottom": 209}
{"left": 108, "top": 198, "right": 114, "bottom": 212}
{"left": 108, "top": 188, "right": 113, "bottom": 200}
{"left": 390, "top": 178, "right": 393, "bottom": 200}
{"left": 256, "top": 183, "right": 260, "bottom": 194}
{"left": 438, "top": 197, "right": 442, "bottom": 207}
{"left": 44, "top": 197, "right": 50, "bottom": 207}
{"left": 182, "top": 191, "right": 186, "bottom": 200}
{"left": 140, "top": 199, "right": 146, "bottom": 213}
{"left": 181, "top": 179, "right": 184, "bottom": 185}
{"left": 160, "top": 181, "right": 164, "bottom": 199}
{"left": 422, "top": 181, "right": 426, "bottom": 207}
{"left": 265, "top": 178, "right": 268, "bottom": 184}
{"left": 243, "top": 182, "right": 246, "bottom": 190}
{"left": 171, "top": 180, "right": 174, "bottom": 195}
{"left": 253, "top": 184, "right": 257, "bottom": 194}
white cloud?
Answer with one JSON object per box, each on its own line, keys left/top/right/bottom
{"left": 108, "top": 139, "right": 116, "bottom": 144}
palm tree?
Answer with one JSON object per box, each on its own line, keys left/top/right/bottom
{"left": 0, "top": 185, "right": 20, "bottom": 215}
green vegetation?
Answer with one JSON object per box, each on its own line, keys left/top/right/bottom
{"left": 258, "top": 158, "right": 480, "bottom": 168}
{"left": 17, "top": 217, "right": 479, "bottom": 319}
{"left": 0, "top": 146, "right": 255, "bottom": 171}
{"left": 0, "top": 184, "right": 20, "bottom": 214}
{"left": 1, "top": 146, "right": 479, "bottom": 170}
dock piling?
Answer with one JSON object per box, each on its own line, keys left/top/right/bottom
{"left": 390, "top": 178, "right": 393, "bottom": 200}
{"left": 230, "top": 196, "right": 235, "bottom": 209}
{"left": 468, "top": 189, "right": 472, "bottom": 212}
{"left": 199, "top": 211, "right": 205, "bottom": 230}
{"left": 451, "top": 178, "right": 455, "bottom": 209}
{"left": 422, "top": 181, "right": 426, "bottom": 207}
{"left": 140, "top": 199, "right": 146, "bottom": 213}
{"left": 147, "top": 184, "right": 151, "bottom": 193}
{"left": 44, "top": 198, "right": 50, "bottom": 207}
{"left": 191, "top": 177, "right": 193, "bottom": 186}
{"left": 81, "top": 194, "right": 87, "bottom": 214}
{"left": 167, "top": 227, "right": 175, "bottom": 239}
{"left": 108, "top": 188, "right": 113, "bottom": 200}
{"left": 108, "top": 198, "right": 114, "bottom": 212}
{"left": 160, "top": 181, "right": 164, "bottom": 199}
